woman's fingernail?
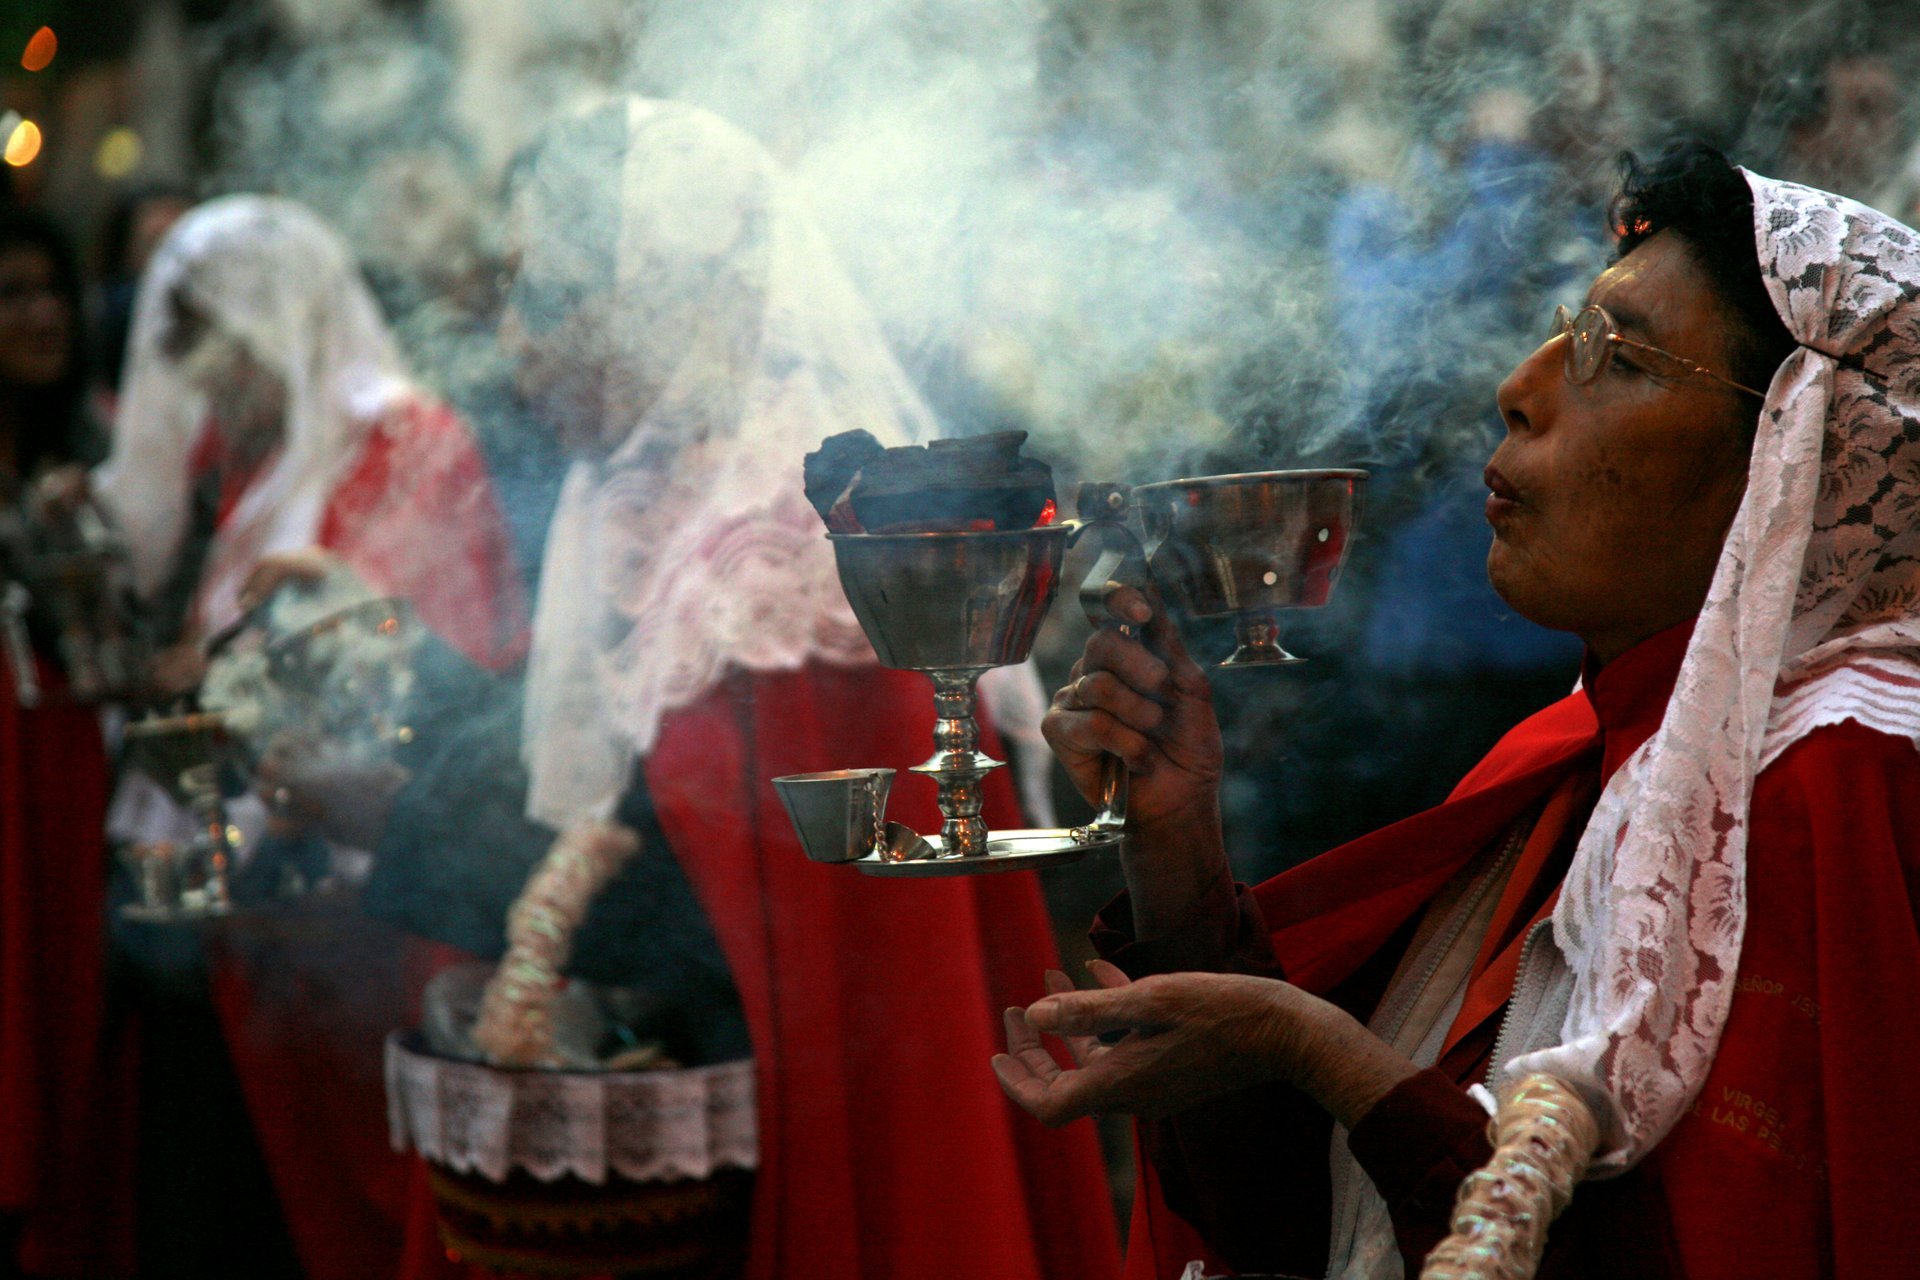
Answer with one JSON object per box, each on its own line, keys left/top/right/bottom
{"left": 1125, "top": 599, "right": 1151, "bottom": 623}
{"left": 1025, "top": 999, "right": 1060, "bottom": 1028}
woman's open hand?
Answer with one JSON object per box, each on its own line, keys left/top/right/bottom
{"left": 999, "top": 960, "right": 1136, "bottom": 1085}
{"left": 1041, "top": 585, "right": 1223, "bottom": 834}
{"left": 992, "top": 967, "right": 1418, "bottom": 1131}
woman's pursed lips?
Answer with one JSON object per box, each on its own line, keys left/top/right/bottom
{"left": 1484, "top": 463, "right": 1523, "bottom": 526}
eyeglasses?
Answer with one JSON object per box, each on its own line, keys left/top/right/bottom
{"left": 1548, "top": 303, "right": 1766, "bottom": 400}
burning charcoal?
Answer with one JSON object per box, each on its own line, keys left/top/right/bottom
{"left": 854, "top": 432, "right": 1055, "bottom": 532}
{"left": 803, "top": 430, "right": 1056, "bottom": 534}
{"left": 803, "top": 429, "right": 885, "bottom": 531}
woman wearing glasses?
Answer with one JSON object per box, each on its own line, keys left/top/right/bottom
{"left": 996, "top": 142, "right": 1920, "bottom": 1279}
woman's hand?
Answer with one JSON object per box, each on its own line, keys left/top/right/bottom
{"left": 992, "top": 968, "right": 1418, "bottom": 1131}
{"left": 1006, "top": 960, "right": 1136, "bottom": 1073}
{"left": 1044, "top": 585, "right": 1232, "bottom": 938}
{"left": 1041, "top": 585, "right": 1223, "bottom": 833}
{"left": 237, "top": 547, "right": 350, "bottom": 614}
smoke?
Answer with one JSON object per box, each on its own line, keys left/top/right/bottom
{"left": 188, "top": 0, "right": 1919, "bottom": 481}
{"left": 180, "top": 0, "right": 1920, "bottom": 875}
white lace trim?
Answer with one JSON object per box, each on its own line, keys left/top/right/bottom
{"left": 1761, "top": 651, "right": 1920, "bottom": 768}
{"left": 385, "top": 1034, "right": 759, "bottom": 1185}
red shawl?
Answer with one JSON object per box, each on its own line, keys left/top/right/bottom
{"left": 1107, "top": 621, "right": 1920, "bottom": 1278}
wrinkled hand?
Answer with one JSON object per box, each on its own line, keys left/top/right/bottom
{"left": 1041, "top": 585, "right": 1223, "bottom": 832}
{"left": 1001, "top": 960, "right": 1135, "bottom": 1081}
{"left": 238, "top": 547, "right": 349, "bottom": 614}
{"left": 992, "top": 968, "right": 1416, "bottom": 1130}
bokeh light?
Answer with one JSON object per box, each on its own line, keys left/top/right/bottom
{"left": 95, "top": 127, "right": 143, "bottom": 178}
{"left": 4, "top": 119, "right": 43, "bottom": 168}
{"left": 20, "top": 25, "right": 56, "bottom": 73}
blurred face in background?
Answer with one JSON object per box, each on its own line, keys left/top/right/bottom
{"left": 0, "top": 244, "right": 73, "bottom": 390}
{"left": 123, "top": 196, "right": 191, "bottom": 281}
{"left": 1789, "top": 55, "right": 1905, "bottom": 197}
{"left": 162, "top": 284, "right": 287, "bottom": 457}
{"left": 496, "top": 182, "right": 680, "bottom": 459}
{"left": 495, "top": 202, "right": 615, "bottom": 457}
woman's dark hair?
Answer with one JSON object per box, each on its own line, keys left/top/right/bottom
{"left": 0, "top": 204, "right": 99, "bottom": 471}
{"left": 1609, "top": 142, "right": 1798, "bottom": 400}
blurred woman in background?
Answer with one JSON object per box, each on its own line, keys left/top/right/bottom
{"left": 101, "top": 194, "right": 528, "bottom": 687}
{"left": 95, "top": 194, "right": 529, "bottom": 1280}
{"left": 360, "top": 98, "right": 1123, "bottom": 1280}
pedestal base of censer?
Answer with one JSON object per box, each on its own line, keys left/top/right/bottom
{"left": 851, "top": 827, "right": 1123, "bottom": 877}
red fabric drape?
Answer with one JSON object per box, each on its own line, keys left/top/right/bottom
{"left": 204, "top": 393, "right": 528, "bottom": 1280}
{"left": 317, "top": 398, "right": 529, "bottom": 674}
{"left": 0, "top": 661, "right": 137, "bottom": 1277}
{"left": 648, "top": 664, "right": 1121, "bottom": 1280}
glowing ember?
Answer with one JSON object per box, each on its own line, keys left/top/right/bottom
{"left": 20, "top": 26, "right": 55, "bottom": 73}
{"left": 1036, "top": 498, "right": 1057, "bottom": 526}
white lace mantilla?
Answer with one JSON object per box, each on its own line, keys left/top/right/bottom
{"left": 96, "top": 195, "right": 411, "bottom": 635}
{"left": 1498, "top": 172, "right": 1920, "bottom": 1171}
{"left": 518, "top": 100, "right": 943, "bottom": 828}
{"left": 385, "top": 1034, "right": 758, "bottom": 1185}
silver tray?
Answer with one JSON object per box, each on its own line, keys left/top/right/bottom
{"left": 853, "top": 827, "right": 1123, "bottom": 877}
{"left": 118, "top": 901, "right": 232, "bottom": 926}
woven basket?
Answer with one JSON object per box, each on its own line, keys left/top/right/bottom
{"left": 423, "top": 1164, "right": 751, "bottom": 1278}
{"left": 387, "top": 1033, "right": 757, "bottom": 1279}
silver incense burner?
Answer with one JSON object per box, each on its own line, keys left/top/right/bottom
{"left": 118, "top": 595, "right": 423, "bottom": 919}
{"left": 775, "top": 468, "right": 1367, "bottom": 877}
{"left": 119, "top": 712, "right": 242, "bottom": 921}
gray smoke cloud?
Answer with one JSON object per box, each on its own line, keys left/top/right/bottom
{"left": 192, "top": 0, "right": 1920, "bottom": 488}
{"left": 179, "top": 0, "right": 1920, "bottom": 888}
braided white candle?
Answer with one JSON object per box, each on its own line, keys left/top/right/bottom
{"left": 1419, "top": 1073, "right": 1601, "bottom": 1280}
{"left": 470, "top": 822, "right": 642, "bottom": 1068}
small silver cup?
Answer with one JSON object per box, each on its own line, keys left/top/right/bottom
{"left": 773, "top": 768, "right": 895, "bottom": 863}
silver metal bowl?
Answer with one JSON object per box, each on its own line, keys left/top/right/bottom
{"left": 1130, "top": 469, "right": 1367, "bottom": 665}
{"left": 828, "top": 524, "right": 1076, "bottom": 674}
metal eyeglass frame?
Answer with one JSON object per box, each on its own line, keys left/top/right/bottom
{"left": 1550, "top": 303, "right": 1767, "bottom": 400}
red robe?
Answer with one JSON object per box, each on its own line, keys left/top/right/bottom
{"left": 202, "top": 393, "right": 529, "bottom": 1280}
{"left": 1099, "top": 620, "right": 1920, "bottom": 1279}
{"left": 396, "top": 662, "right": 1124, "bottom": 1280}
{"left": 0, "top": 658, "right": 136, "bottom": 1277}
